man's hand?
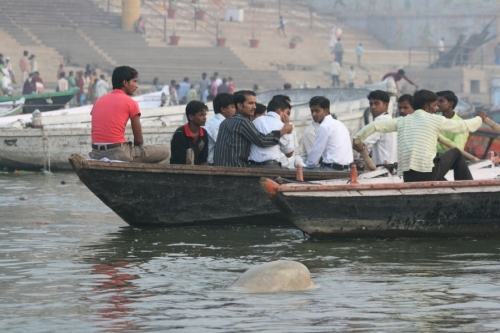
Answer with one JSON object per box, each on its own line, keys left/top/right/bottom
{"left": 280, "top": 112, "right": 290, "bottom": 124}
{"left": 352, "top": 138, "right": 365, "bottom": 152}
{"left": 280, "top": 123, "right": 293, "bottom": 136}
{"left": 477, "top": 110, "right": 488, "bottom": 121}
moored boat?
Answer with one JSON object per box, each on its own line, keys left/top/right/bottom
{"left": 69, "top": 154, "right": 349, "bottom": 227}
{"left": 0, "top": 97, "right": 24, "bottom": 117}
{"left": 260, "top": 161, "right": 500, "bottom": 238}
{"left": 0, "top": 88, "right": 80, "bottom": 113}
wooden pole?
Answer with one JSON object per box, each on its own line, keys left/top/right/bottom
{"left": 483, "top": 117, "right": 500, "bottom": 133}
{"left": 437, "top": 135, "right": 480, "bottom": 162}
{"left": 353, "top": 139, "right": 376, "bottom": 171}
{"left": 186, "top": 148, "right": 195, "bottom": 165}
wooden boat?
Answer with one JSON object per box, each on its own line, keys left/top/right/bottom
{"left": 69, "top": 154, "right": 349, "bottom": 227}
{"left": 0, "top": 97, "right": 24, "bottom": 117}
{"left": 0, "top": 88, "right": 79, "bottom": 113}
{"left": 260, "top": 161, "right": 500, "bottom": 238}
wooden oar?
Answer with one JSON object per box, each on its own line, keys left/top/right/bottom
{"left": 483, "top": 117, "right": 500, "bottom": 133}
{"left": 353, "top": 139, "right": 377, "bottom": 171}
{"left": 437, "top": 135, "right": 480, "bottom": 162}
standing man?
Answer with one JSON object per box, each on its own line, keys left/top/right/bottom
{"left": 438, "top": 38, "right": 445, "bottom": 58}
{"left": 248, "top": 98, "right": 295, "bottom": 169}
{"left": 278, "top": 15, "right": 286, "bottom": 37}
{"left": 363, "top": 90, "right": 397, "bottom": 165}
{"left": 356, "top": 42, "right": 363, "bottom": 66}
{"left": 397, "top": 94, "right": 414, "bottom": 117}
{"left": 89, "top": 66, "right": 169, "bottom": 163}
{"left": 95, "top": 74, "right": 109, "bottom": 99}
{"left": 495, "top": 42, "right": 500, "bottom": 65}
{"left": 204, "top": 93, "right": 236, "bottom": 165}
{"left": 353, "top": 89, "right": 485, "bottom": 182}
{"left": 177, "top": 77, "right": 190, "bottom": 104}
{"left": 197, "top": 72, "right": 210, "bottom": 101}
{"left": 217, "top": 78, "right": 230, "bottom": 95}
{"left": 435, "top": 90, "right": 468, "bottom": 154}
{"left": 57, "top": 72, "right": 68, "bottom": 92}
{"left": 29, "top": 54, "right": 38, "bottom": 73}
{"left": 331, "top": 59, "right": 341, "bottom": 87}
{"left": 170, "top": 101, "right": 208, "bottom": 165}
{"left": 213, "top": 90, "right": 293, "bottom": 167}
{"left": 334, "top": 37, "right": 344, "bottom": 66}
{"left": 67, "top": 71, "right": 77, "bottom": 107}
{"left": 305, "top": 96, "right": 353, "bottom": 170}
{"left": 19, "top": 50, "right": 30, "bottom": 83}
{"left": 348, "top": 65, "right": 356, "bottom": 88}
{"left": 5, "top": 57, "right": 16, "bottom": 84}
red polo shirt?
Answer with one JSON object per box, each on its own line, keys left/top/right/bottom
{"left": 91, "top": 89, "right": 141, "bottom": 143}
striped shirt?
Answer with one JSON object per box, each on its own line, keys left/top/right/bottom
{"left": 213, "top": 112, "right": 281, "bottom": 167}
{"left": 354, "top": 110, "right": 482, "bottom": 175}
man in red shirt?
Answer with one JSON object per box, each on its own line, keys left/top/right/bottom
{"left": 382, "top": 69, "right": 417, "bottom": 90}
{"left": 89, "top": 66, "right": 169, "bottom": 163}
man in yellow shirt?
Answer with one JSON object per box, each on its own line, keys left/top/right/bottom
{"left": 435, "top": 90, "right": 468, "bottom": 154}
{"left": 353, "top": 90, "right": 486, "bottom": 182}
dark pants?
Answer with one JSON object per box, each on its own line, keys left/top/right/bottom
{"left": 331, "top": 75, "right": 340, "bottom": 87}
{"left": 403, "top": 148, "right": 473, "bottom": 182}
{"left": 248, "top": 160, "right": 282, "bottom": 169}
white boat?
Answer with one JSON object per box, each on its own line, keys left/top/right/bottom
{"left": 0, "top": 97, "right": 25, "bottom": 117}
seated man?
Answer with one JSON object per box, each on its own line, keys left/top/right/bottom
{"left": 204, "top": 93, "right": 236, "bottom": 165}
{"left": 435, "top": 90, "right": 468, "bottom": 154}
{"left": 305, "top": 96, "right": 353, "bottom": 170}
{"left": 213, "top": 90, "right": 293, "bottom": 167}
{"left": 170, "top": 100, "right": 208, "bottom": 165}
{"left": 89, "top": 66, "right": 169, "bottom": 163}
{"left": 353, "top": 89, "right": 485, "bottom": 182}
{"left": 397, "top": 94, "right": 414, "bottom": 117}
{"left": 363, "top": 90, "right": 397, "bottom": 165}
{"left": 248, "top": 98, "right": 294, "bottom": 169}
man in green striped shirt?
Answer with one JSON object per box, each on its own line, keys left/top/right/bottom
{"left": 435, "top": 90, "right": 468, "bottom": 154}
{"left": 353, "top": 90, "right": 486, "bottom": 182}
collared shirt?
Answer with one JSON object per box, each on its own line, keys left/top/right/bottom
{"left": 57, "top": 78, "right": 68, "bottom": 92}
{"left": 204, "top": 113, "right": 226, "bottom": 164}
{"left": 249, "top": 112, "right": 294, "bottom": 162}
{"left": 300, "top": 121, "right": 319, "bottom": 162}
{"left": 177, "top": 82, "right": 190, "bottom": 100}
{"left": 279, "top": 123, "right": 301, "bottom": 168}
{"left": 354, "top": 110, "right": 483, "bottom": 175}
{"left": 305, "top": 115, "right": 353, "bottom": 168}
{"left": 436, "top": 112, "right": 469, "bottom": 154}
{"left": 364, "top": 113, "right": 397, "bottom": 164}
{"left": 331, "top": 61, "right": 341, "bottom": 75}
{"left": 213, "top": 112, "right": 281, "bottom": 167}
{"left": 170, "top": 123, "right": 208, "bottom": 165}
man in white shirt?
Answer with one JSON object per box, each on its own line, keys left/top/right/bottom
{"left": 305, "top": 96, "right": 353, "bottom": 170}
{"left": 300, "top": 121, "right": 319, "bottom": 164}
{"left": 95, "top": 74, "right": 110, "bottom": 99}
{"left": 204, "top": 93, "right": 236, "bottom": 164}
{"left": 363, "top": 90, "right": 397, "bottom": 165}
{"left": 249, "top": 98, "right": 295, "bottom": 169}
{"left": 1, "top": 69, "right": 14, "bottom": 95}
{"left": 438, "top": 38, "right": 445, "bottom": 58}
{"left": 57, "top": 72, "right": 68, "bottom": 92}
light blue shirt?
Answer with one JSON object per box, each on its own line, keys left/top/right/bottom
{"left": 204, "top": 113, "right": 226, "bottom": 164}
{"left": 177, "top": 82, "right": 190, "bottom": 100}
{"left": 356, "top": 45, "right": 363, "bottom": 56}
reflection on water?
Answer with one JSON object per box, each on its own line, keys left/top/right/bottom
{"left": 1, "top": 173, "right": 500, "bottom": 332}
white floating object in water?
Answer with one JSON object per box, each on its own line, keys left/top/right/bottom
{"left": 227, "top": 260, "right": 315, "bottom": 293}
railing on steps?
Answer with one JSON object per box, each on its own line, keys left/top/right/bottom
{"left": 408, "top": 45, "right": 484, "bottom": 69}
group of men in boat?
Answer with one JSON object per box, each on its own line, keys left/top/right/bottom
{"left": 89, "top": 66, "right": 488, "bottom": 183}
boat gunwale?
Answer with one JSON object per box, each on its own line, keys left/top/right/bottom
{"left": 262, "top": 177, "right": 500, "bottom": 193}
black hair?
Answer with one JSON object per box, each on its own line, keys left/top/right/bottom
{"left": 222, "top": 78, "right": 227, "bottom": 84}
{"left": 100, "top": 74, "right": 105, "bottom": 79}
{"left": 59, "top": 72, "right": 65, "bottom": 78}
{"left": 207, "top": 94, "right": 215, "bottom": 101}
{"left": 255, "top": 103, "right": 267, "bottom": 116}
{"left": 367, "top": 90, "right": 390, "bottom": 104}
{"left": 398, "top": 94, "right": 414, "bottom": 105}
{"left": 153, "top": 77, "right": 158, "bottom": 84}
{"left": 23, "top": 50, "right": 28, "bottom": 56}
{"left": 267, "top": 98, "right": 291, "bottom": 113}
{"left": 283, "top": 83, "right": 292, "bottom": 90}
{"left": 309, "top": 96, "right": 330, "bottom": 109}
{"left": 185, "top": 100, "right": 208, "bottom": 120}
{"left": 272, "top": 94, "right": 291, "bottom": 103}
{"left": 170, "top": 79, "right": 176, "bottom": 85}
{"left": 183, "top": 77, "right": 189, "bottom": 82}
{"left": 69, "top": 71, "right": 74, "bottom": 76}
{"left": 112, "top": 66, "right": 138, "bottom": 90}
{"left": 213, "top": 93, "right": 234, "bottom": 114}
{"left": 436, "top": 90, "right": 458, "bottom": 109}
{"left": 397, "top": 69, "right": 405, "bottom": 75}
{"left": 234, "top": 90, "right": 256, "bottom": 108}
{"left": 413, "top": 89, "right": 438, "bottom": 110}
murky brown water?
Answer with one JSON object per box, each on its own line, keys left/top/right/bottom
{"left": 2, "top": 173, "right": 500, "bottom": 332}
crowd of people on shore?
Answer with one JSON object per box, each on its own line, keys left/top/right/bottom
{"left": 148, "top": 71, "right": 235, "bottom": 106}
{"left": 89, "top": 65, "right": 488, "bottom": 184}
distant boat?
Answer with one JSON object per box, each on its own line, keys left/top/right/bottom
{"left": 0, "top": 88, "right": 79, "bottom": 113}
{"left": 260, "top": 160, "right": 500, "bottom": 239}
{"left": 0, "top": 97, "right": 24, "bottom": 117}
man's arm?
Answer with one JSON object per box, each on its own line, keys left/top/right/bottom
{"left": 353, "top": 119, "right": 398, "bottom": 143}
{"left": 279, "top": 133, "right": 295, "bottom": 158}
{"left": 130, "top": 115, "right": 144, "bottom": 146}
{"left": 240, "top": 119, "right": 292, "bottom": 147}
{"left": 403, "top": 75, "right": 415, "bottom": 86}
{"left": 440, "top": 116, "right": 482, "bottom": 134}
{"left": 305, "top": 126, "right": 329, "bottom": 168}
{"left": 300, "top": 124, "right": 317, "bottom": 161}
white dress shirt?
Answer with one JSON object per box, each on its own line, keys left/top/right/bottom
{"left": 57, "top": 77, "right": 68, "bottom": 92}
{"left": 300, "top": 121, "right": 319, "bottom": 162}
{"left": 204, "top": 113, "right": 226, "bottom": 164}
{"left": 249, "top": 112, "right": 294, "bottom": 162}
{"left": 364, "top": 113, "right": 397, "bottom": 165}
{"left": 278, "top": 124, "right": 304, "bottom": 168}
{"left": 305, "top": 115, "right": 353, "bottom": 168}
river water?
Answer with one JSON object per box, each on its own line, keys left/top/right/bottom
{"left": 2, "top": 173, "right": 500, "bottom": 332}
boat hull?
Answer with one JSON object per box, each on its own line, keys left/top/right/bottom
{"left": 261, "top": 178, "right": 500, "bottom": 238}
{"left": 70, "top": 155, "right": 349, "bottom": 227}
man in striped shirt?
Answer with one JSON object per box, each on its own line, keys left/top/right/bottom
{"left": 213, "top": 90, "right": 293, "bottom": 167}
{"left": 353, "top": 89, "right": 486, "bottom": 182}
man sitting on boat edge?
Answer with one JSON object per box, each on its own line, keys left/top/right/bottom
{"left": 170, "top": 100, "right": 209, "bottom": 165}
{"left": 353, "top": 89, "right": 487, "bottom": 182}
{"left": 89, "top": 66, "right": 169, "bottom": 163}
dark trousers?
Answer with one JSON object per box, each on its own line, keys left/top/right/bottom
{"left": 331, "top": 75, "right": 340, "bottom": 87}
{"left": 403, "top": 148, "right": 473, "bottom": 182}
